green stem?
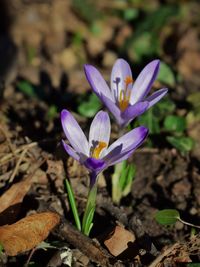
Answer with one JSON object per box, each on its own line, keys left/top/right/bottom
{"left": 111, "top": 126, "right": 128, "bottom": 204}
{"left": 111, "top": 161, "right": 123, "bottom": 204}
{"left": 82, "top": 173, "right": 98, "bottom": 236}
{"left": 178, "top": 217, "right": 200, "bottom": 229}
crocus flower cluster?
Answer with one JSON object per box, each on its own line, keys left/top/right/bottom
{"left": 61, "top": 109, "right": 148, "bottom": 186}
{"left": 61, "top": 58, "right": 168, "bottom": 182}
{"left": 84, "top": 59, "right": 168, "bottom": 127}
{"left": 61, "top": 58, "right": 168, "bottom": 235}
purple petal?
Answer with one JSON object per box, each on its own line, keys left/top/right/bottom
{"left": 61, "top": 110, "right": 89, "bottom": 155}
{"left": 100, "top": 94, "right": 124, "bottom": 126}
{"left": 130, "top": 60, "right": 160, "bottom": 105}
{"left": 103, "top": 144, "right": 123, "bottom": 164}
{"left": 110, "top": 58, "right": 132, "bottom": 101}
{"left": 62, "top": 140, "right": 80, "bottom": 161}
{"left": 104, "top": 126, "right": 148, "bottom": 165}
{"left": 89, "top": 111, "right": 110, "bottom": 156}
{"left": 145, "top": 88, "right": 168, "bottom": 109}
{"left": 84, "top": 157, "right": 106, "bottom": 173}
{"left": 121, "top": 101, "right": 149, "bottom": 124}
{"left": 84, "top": 64, "right": 113, "bottom": 101}
{"left": 105, "top": 148, "right": 134, "bottom": 166}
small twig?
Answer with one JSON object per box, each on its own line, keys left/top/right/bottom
{"left": 148, "top": 243, "right": 178, "bottom": 267}
{"left": 58, "top": 219, "right": 117, "bottom": 267}
{"left": 0, "top": 142, "right": 38, "bottom": 164}
{"left": 134, "top": 148, "right": 159, "bottom": 154}
{"left": 0, "top": 125, "right": 16, "bottom": 155}
{"left": 24, "top": 247, "right": 37, "bottom": 267}
{"left": 9, "top": 148, "right": 28, "bottom": 183}
{"left": 178, "top": 217, "right": 200, "bottom": 229}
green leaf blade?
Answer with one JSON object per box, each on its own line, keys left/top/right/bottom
{"left": 17, "top": 81, "right": 37, "bottom": 98}
{"left": 157, "top": 62, "right": 175, "bottom": 87}
{"left": 138, "top": 108, "right": 160, "bottom": 134}
{"left": 77, "top": 94, "right": 101, "bottom": 118}
{"left": 65, "top": 179, "right": 81, "bottom": 231}
{"left": 166, "top": 136, "right": 194, "bottom": 154}
{"left": 83, "top": 206, "right": 95, "bottom": 236}
{"left": 155, "top": 209, "right": 180, "bottom": 225}
{"left": 164, "top": 115, "right": 186, "bottom": 133}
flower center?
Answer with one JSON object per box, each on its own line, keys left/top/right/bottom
{"left": 118, "top": 76, "right": 133, "bottom": 112}
{"left": 91, "top": 141, "right": 107, "bottom": 159}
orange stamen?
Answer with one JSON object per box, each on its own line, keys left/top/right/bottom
{"left": 92, "top": 141, "right": 107, "bottom": 159}
{"left": 124, "top": 76, "right": 133, "bottom": 86}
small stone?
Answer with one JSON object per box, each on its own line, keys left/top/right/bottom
{"left": 175, "top": 220, "right": 184, "bottom": 230}
{"left": 189, "top": 207, "right": 197, "bottom": 215}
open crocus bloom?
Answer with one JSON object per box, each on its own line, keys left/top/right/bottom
{"left": 84, "top": 59, "right": 168, "bottom": 127}
{"left": 61, "top": 109, "right": 148, "bottom": 184}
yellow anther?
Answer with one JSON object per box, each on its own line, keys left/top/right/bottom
{"left": 118, "top": 89, "right": 131, "bottom": 112}
{"left": 119, "top": 90, "right": 124, "bottom": 102}
{"left": 92, "top": 141, "right": 107, "bottom": 159}
{"left": 124, "top": 76, "right": 133, "bottom": 86}
{"left": 119, "top": 99, "right": 129, "bottom": 112}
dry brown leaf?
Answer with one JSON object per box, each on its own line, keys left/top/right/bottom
{"left": 104, "top": 225, "right": 136, "bottom": 256}
{"left": 0, "top": 178, "right": 33, "bottom": 213}
{"left": 0, "top": 212, "right": 60, "bottom": 256}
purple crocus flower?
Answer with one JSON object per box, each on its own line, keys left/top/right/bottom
{"left": 61, "top": 109, "right": 148, "bottom": 186}
{"left": 84, "top": 59, "right": 168, "bottom": 127}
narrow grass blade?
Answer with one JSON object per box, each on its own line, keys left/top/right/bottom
{"left": 65, "top": 179, "right": 81, "bottom": 231}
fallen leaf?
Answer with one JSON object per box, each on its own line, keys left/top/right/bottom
{"left": 0, "top": 212, "right": 60, "bottom": 256}
{"left": 0, "top": 178, "right": 33, "bottom": 213}
{"left": 104, "top": 225, "right": 136, "bottom": 257}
